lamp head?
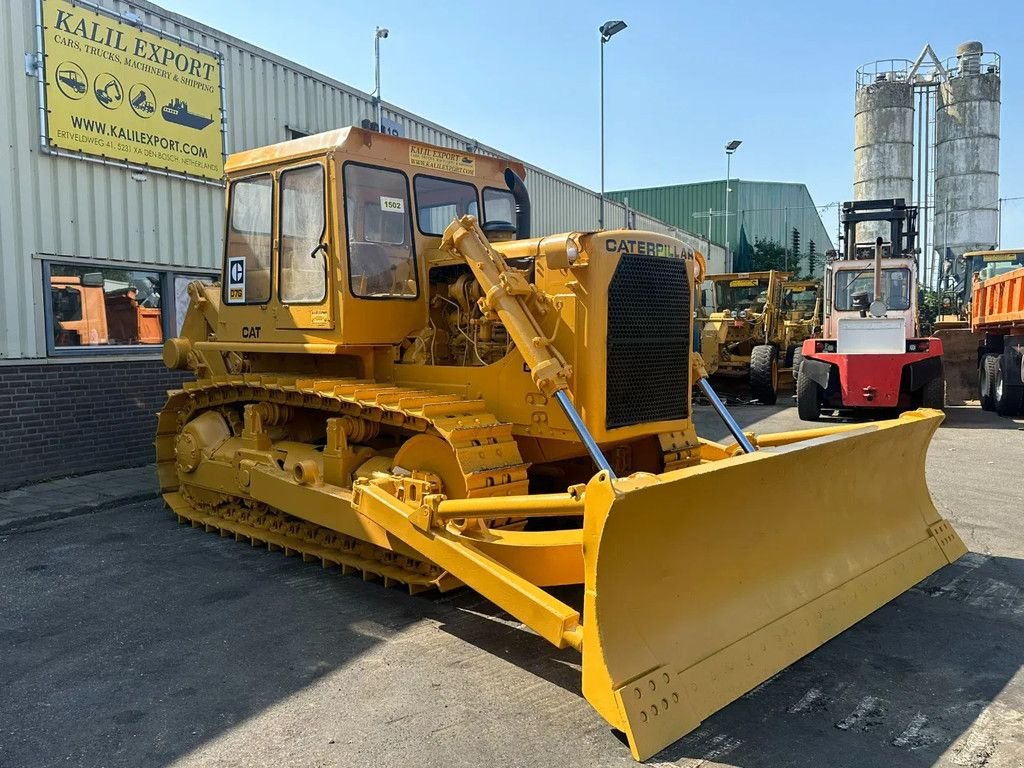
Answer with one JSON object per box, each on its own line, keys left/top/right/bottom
{"left": 600, "top": 20, "right": 627, "bottom": 41}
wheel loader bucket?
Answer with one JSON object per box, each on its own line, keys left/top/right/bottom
{"left": 579, "top": 410, "right": 965, "bottom": 761}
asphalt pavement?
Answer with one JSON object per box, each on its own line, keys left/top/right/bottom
{"left": 1, "top": 404, "right": 1022, "bottom": 768}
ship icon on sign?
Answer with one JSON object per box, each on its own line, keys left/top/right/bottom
{"left": 161, "top": 98, "right": 215, "bottom": 130}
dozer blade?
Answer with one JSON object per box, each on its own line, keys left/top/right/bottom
{"left": 578, "top": 410, "right": 965, "bottom": 761}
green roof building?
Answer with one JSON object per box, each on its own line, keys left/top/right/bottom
{"left": 608, "top": 180, "right": 836, "bottom": 274}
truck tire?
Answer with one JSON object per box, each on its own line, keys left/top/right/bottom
{"left": 749, "top": 344, "right": 779, "bottom": 405}
{"left": 995, "top": 351, "right": 1024, "bottom": 417}
{"left": 921, "top": 375, "right": 945, "bottom": 410}
{"left": 796, "top": 364, "right": 821, "bottom": 421}
{"left": 791, "top": 347, "right": 804, "bottom": 382}
{"left": 979, "top": 353, "right": 998, "bottom": 411}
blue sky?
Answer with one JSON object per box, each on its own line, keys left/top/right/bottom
{"left": 161, "top": 0, "right": 1022, "bottom": 245}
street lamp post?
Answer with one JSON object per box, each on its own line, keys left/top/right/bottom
{"left": 724, "top": 139, "right": 742, "bottom": 271}
{"left": 599, "top": 20, "right": 627, "bottom": 229}
{"left": 373, "top": 27, "right": 389, "bottom": 130}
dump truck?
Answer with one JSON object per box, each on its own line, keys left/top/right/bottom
{"left": 159, "top": 128, "right": 966, "bottom": 761}
{"left": 698, "top": 270, "right": 816, "bottom": 403}
{"left": 50, "top": 275, "right": 110, "bottom": 346}
{"left": 974, "top": 262, "right": 1024, "bottom": 416}
{"left": 50, "top": 274, "right": 162, "bottom": 346}
{"left": 933, "top": 248, "right": 1024, "bottom": 404}
{"left": 797, "top": 199, "right": 945, "bottom": 420}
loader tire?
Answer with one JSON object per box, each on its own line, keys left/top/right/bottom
{"left": 979, "top": 353, "right": 998, "bottom": 411}
{"left": 921, "top": 375, "right": 945, "bottom": 410}
{"left": 784, "top": 344, "right": 797, "bottom": 368}
{"left": 796, "top": 365, "right": 821, "bottom": 421}
{"left": 749, "top": 344, "right": 779, "bottom": 405}
{"left": 791, "top": 347, "right": 804, "bottom": 382}
{"left": 994, "top": 352, "right": 1024, "bottom": 417}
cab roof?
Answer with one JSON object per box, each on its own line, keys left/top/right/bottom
{"left": 224, "top": 126, "right": 527, "bottom": 184}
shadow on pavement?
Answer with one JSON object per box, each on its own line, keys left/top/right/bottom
{"left": 440, "top": 554, "right": 1024, "bottom": 767}
{"left": 940, "top": 406, "right": 1024, "bottom": 430}
{"left": 0, "top": 502, "right": 440, "bottom": 767}
{"left": 3, "top": 501, "right": 1021, "bottom": 767}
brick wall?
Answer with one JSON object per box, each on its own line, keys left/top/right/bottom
{"left": 0, "top": 359, "right": 189, "bottom": 490}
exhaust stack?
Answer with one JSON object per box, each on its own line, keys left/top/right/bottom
{"left": 504, "top": 168, "right": 531, "bottom": 239}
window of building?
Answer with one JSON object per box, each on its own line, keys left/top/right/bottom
{"left": 44, "top": 262, "right": 216, "bottom": 354}
{"left": 279, "top": 164, "right": 327, "bottom": 304}
{"left": 483, "top": 187, "right": 517, "bottom": 228}
{"left": 343, "top": 163, "right": 418, "bottom": 299}
{"left": 173, "top": 274, "right": 217, "bottom": 334}
{"left": 225, "top": 174, "right": 273, "bottom": 304}
{"left": 48, "top": 264, "right": 162, "bottom": 349}
{"left": 414, "top": 175, "right": 479, "bottom": 236}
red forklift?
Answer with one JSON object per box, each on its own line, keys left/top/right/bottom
{"left": 796, "top": 199, "right": 944, "bottom": 420}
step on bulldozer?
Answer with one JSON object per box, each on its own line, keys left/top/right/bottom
{"left": 698, "top": 271, "right": 819, "bottom": 403}
{"left": 159, "top": 128, "right": 966, "bottom": 761}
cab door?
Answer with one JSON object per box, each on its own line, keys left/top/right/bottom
{"left": 275, "top": 160, "right": 334, "bottom": 331}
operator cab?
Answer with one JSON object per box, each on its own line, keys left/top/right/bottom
{"left": 218, "top": 127, "right": 528, "bottom": 349}
{"left": 703, "top": 273, "right": 781, "bottom": 316}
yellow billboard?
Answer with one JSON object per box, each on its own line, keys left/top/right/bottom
{"left": 41, "top": 0, "right": 224, "bottom": 181}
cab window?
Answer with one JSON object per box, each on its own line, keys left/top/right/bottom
{"left": 343, "top": 163, "right": 417, "bottom": 299}
{"left": 835, "top": 268, "right": 912, "bottom": 311}
{"left": 483, "top": 187, "right": 516, "bottom": 228}
{"left": 279, "top": 164, "right": 327, "bottom": 304}
{"left": 414, "top": 175, "right": 479, "bottom": 236}
{"left": 715, "top": 278, "right": 770, "bottom": 312}
{"left": 225, "top": 174, "right": 272, "bottom": 304}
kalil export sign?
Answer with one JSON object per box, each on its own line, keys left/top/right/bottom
{"left": 41, "top": 0, "right": 224, "bottom": 181}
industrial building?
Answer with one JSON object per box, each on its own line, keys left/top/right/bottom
{"left": 0, "top": 0, "right": 721, "bottom": 489}
{"left": 608, "top": 180, "right": 835, "bottom": 274}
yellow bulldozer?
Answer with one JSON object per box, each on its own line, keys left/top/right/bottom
{"left": 159, "top": 127, "right": 965, "bottom": 761}
{"left": 698, "top": 271, "right": 820, "bottom": 403}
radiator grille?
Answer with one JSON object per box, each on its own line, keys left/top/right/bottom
{"left": 606, "top": 255, "right": 690, "bottom": 429}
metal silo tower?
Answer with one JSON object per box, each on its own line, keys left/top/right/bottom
{"left": 934, "top": 42, "right": 1001, "bottom": 295}
{"left": 854, "top": 60, "right": 915, "bottom": 243}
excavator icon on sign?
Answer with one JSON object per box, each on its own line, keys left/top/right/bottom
{"left": 93, "top": 73, "right": 123, "bottom": 110}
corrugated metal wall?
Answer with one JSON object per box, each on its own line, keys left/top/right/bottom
{"left": 611, "top": 182, "right": 730, "bottom": 246}
{"left": 0, "top": 0, "right": 717, "bottom": 360}
{"left": 735, "top": 182, "right": 837, "bottom": 273}
{"left": 610, "top": 181, "right": 836, "bottom": 273}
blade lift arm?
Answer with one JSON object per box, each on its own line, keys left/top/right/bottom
{"left": 441, "top": 216, "right": 617, "bottom": 478}
{"left": 692, "top": 353, "right": 756, "bottom": 454}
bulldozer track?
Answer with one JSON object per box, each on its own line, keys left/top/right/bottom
{"left": 156, "top": 374, "right": 531, "bottom": 593}
{"left": 164, "top": 489, "right": 460, "bottom": 594}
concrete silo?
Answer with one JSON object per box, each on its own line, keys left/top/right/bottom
{"left": 934, "top": 42, "right": 1001, "bottom": 261}
{"left": 854, "top": 61, "right": 915, "bottom": 243}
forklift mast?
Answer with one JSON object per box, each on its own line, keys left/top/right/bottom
{"left": 839, "top": 198, "right": 919, "bottom": 261}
